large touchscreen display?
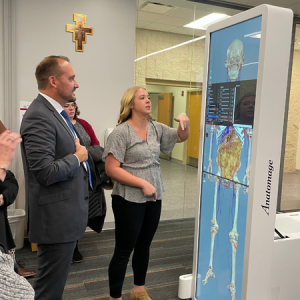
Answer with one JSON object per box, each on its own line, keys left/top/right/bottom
{"left": 196, "top": 16, "right": 262, "bottom": 300}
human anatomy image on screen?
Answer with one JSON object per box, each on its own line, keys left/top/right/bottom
{"left": 208, "top": 16, "right": 262, "bottom": 85}
{"left": 203, "top": 125, "right": 253, "bottom": 183}
{"left": 225, "top": 39, "right": 245, "bottom": 82}
{"left": 197, "top": 125, "right": 252, "bottom": 300}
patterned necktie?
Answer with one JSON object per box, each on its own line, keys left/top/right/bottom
{"left": 60, "top": 110, "right": 93, "bottom": 189}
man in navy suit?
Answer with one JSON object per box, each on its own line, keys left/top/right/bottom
{"left": 21, "top": 56, "right": 89, "bottom": 300}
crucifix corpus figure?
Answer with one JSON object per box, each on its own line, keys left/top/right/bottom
{"left": 66, "top": 14, "right": 93, "bottom": 52}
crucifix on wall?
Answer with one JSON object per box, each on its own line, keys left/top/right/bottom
{"left": 66, "top": 14, "right": 93, "bottom": 52}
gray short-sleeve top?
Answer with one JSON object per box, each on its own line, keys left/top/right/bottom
{"left": 102, "top": 121, "right": 178, "bottom": 203}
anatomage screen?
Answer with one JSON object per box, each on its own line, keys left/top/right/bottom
{"left": 196, "top": 15, "right": 262, "bottom": 300}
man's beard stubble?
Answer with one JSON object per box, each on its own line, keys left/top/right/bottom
{"left": 57, "top": 88, "right": 76, "bottom": 103}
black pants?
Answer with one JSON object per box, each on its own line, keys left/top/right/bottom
{"left": 109, "top": 195, "right": 161, "bottom": 298}
{"left": 34, "top": 241, "right": 76, "bottom": 300}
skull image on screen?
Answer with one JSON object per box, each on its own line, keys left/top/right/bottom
{"left": 225, "top": 39, "right": 245, "bottom": 82}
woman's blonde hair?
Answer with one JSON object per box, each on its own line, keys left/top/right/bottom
{"left": 117, "top": 86, "right": 152, "bottom": 125}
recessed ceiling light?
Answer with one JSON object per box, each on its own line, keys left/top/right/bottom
{"left": 184, "top": 13, "right": 230, "bottom": 30}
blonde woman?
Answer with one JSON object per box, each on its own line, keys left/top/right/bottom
{"left": 103, "top": 86, "right": 190, "bottom": 300}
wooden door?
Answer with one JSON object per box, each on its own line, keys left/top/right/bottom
{"left": 187, "top": 91, "right": 202, "bottom": 159}
{"left": 157, "top": 93, "right": 172, "bottom": 126}
{"left": 157, "top": 93, "right": 173, "bottom": 160}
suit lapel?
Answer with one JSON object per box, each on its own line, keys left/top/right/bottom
{"left": 37, "top": 95, "right": 75, "bottom": 142}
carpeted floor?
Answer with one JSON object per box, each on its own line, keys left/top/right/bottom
{"left": 16, "top": 219, "right": 195, "bottom": 300}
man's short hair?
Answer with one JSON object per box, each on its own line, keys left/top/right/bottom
{"left": 35, "top": 55, "right": 70, "bottom": 90}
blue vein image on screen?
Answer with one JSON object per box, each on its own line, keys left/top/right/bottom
{"left": 196, "top": 15, "right": 262, "bottom": 300}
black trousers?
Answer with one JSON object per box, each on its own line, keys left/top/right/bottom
{"left": 109, "top": 195, "right": 161, "bottom": 298}
{"left": 34, "top": 241, "right": 76, "bottom": 300}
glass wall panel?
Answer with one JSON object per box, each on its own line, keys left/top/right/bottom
{"left": 135, "top": 0, "right": 242, "bottom": 221}
{"left": 279, "top": 24, "right": 300, "bottom": 212}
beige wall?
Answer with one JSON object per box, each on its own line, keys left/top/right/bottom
{"left": 284, "top": 50, "right": 300, "bottom": 172}
{"left": 296, "top": 117, "right": 300, "bottom": 170}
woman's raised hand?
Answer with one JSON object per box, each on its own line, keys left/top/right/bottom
{"left": 174, "top": 113, "right": 190, "bottom": 131}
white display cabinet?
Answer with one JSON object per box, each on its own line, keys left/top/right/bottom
{"left": 189, "top": 5, "right": 293, "bottom": 300}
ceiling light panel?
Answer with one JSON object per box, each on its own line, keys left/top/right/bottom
{"left": 184, "top": 13, "right": 230, "bottom": 30}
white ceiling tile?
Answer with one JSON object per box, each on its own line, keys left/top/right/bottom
{"left": 165, "top": 7, "right": 197, "bottom": 19}
{"left": 137, "top": 20, "right": 151, "bottom": 28}
{"left": 150, "top": 0, "right": 196, "bottom": 10}
{"left": 144, "top": 23, "right": 177, "bottom": 32}
{"left": 155, "top": 15, "right": 193, "bottom": 27}
{"left": 137, "top": 11, "right": 162, "bottom": 22}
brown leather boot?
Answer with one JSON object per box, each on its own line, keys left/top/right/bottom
{"left": 130, "top": 289, "right": 151, "bottom": 300}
